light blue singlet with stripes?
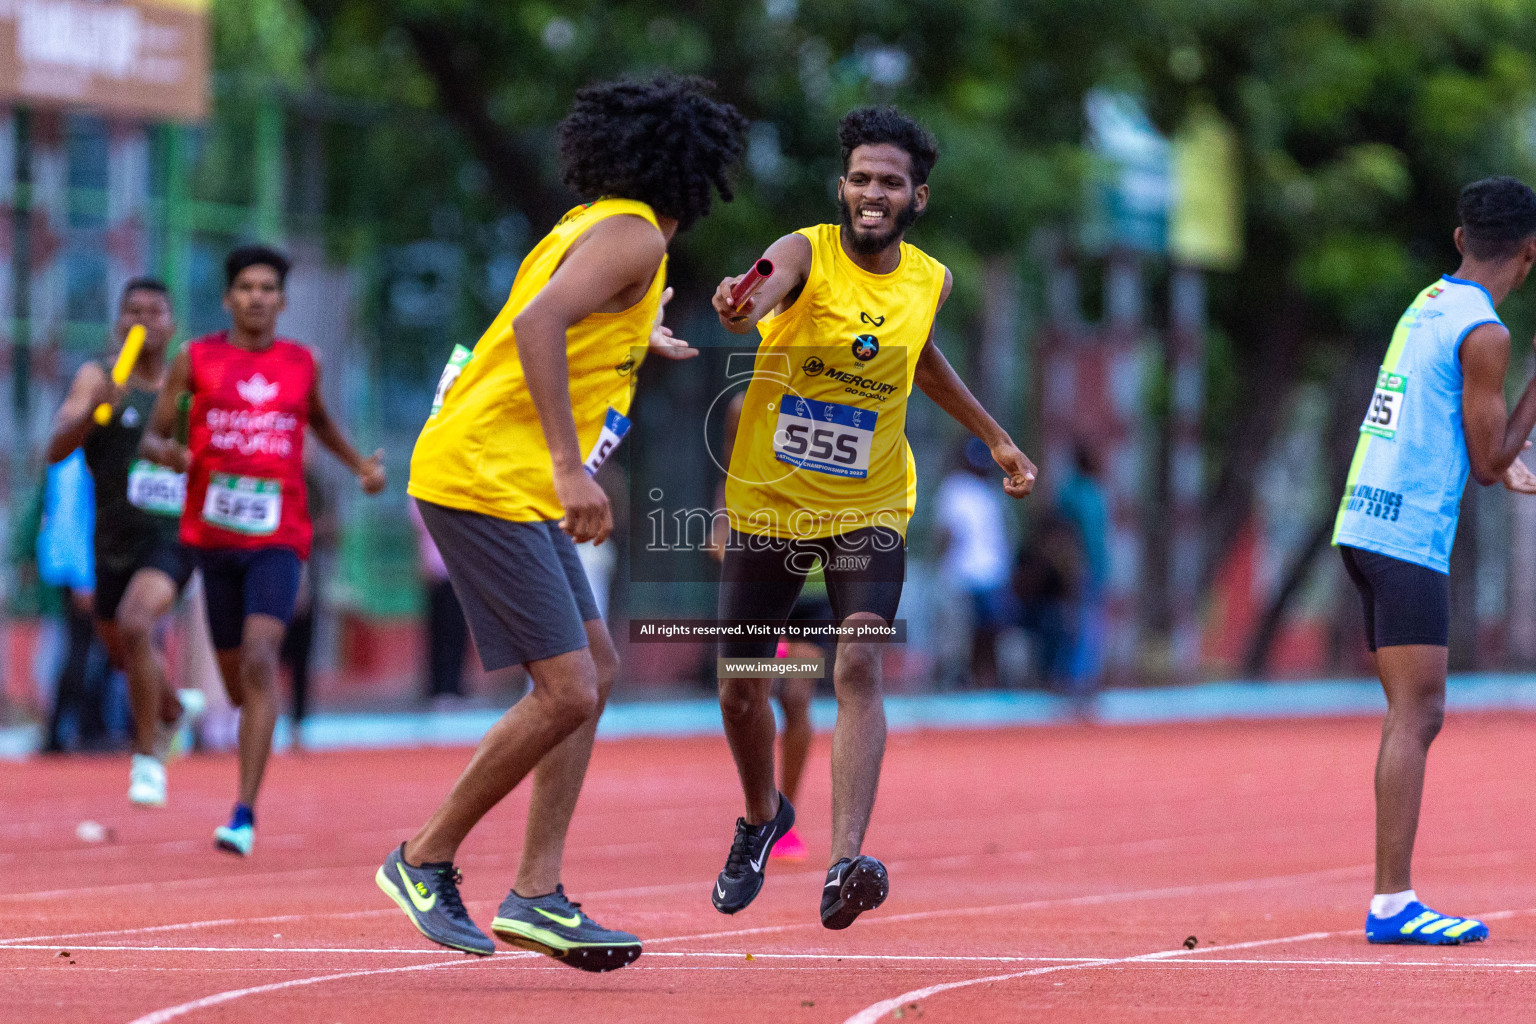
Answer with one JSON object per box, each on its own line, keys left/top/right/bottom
{"left": 1331, "top": 275, "right": 1502, "bottom": 573}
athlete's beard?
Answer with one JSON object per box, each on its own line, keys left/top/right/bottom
{"left": 839, "top": 193, "right": 919, "bottom": 256}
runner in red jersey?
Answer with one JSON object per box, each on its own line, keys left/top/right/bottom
{"left": 142, "top": 245, "right": 385, "bottom": 856}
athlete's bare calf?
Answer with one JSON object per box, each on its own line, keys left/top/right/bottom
{"left": 405, "top": 618, "right": 615, "bottom": 896}
{"left": 99, "top": 569, "right": 184, "bottom": 757}
{"left": 215, "top": 614, "right": 285, "bottom": 809}
{"left": 720, "top": 610, "right": 888, "bottom": 865}
{"left": 1371, "top": 644, "right": 1447, "bottom": 894}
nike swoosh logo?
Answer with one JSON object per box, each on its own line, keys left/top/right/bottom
{"left": 716, "top": 882, "right": 727, "bottom": 900}
{"left": 825, "top": 870, "right": 845, "bottom": 889}
{"left": 534, "top": 907, "right": 582, "bottom": 928}
{"left": 749, "top": 828, "right": 778, "bottom": 873}
{"left": 397, "top": 864, "right": 436, "bottom": 913}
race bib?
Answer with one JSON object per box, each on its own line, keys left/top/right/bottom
{"left": 1361, "top": 369, "right": 1406, "bottom": 440}
{"left": 202, "top": 474, "right": 282, "bottom": 536}
{"left": 127, "top": 459, "right": 186, "bottom": 517}
{"left": 583, "top": 407, "right": 632, "bottom": 475}
{"left": 429, "top": 344, "right": 474, "bottom": 419}
{"left": 772, "top": 394, "right": 876, "bottom": 478}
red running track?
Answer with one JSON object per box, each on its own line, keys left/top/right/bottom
{"left": 6, "top": 713, "right": 1536, "bottom": 1023}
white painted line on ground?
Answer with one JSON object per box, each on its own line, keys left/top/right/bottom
{"left": 123, "top": 957, "right": 509, "bottom": 1024}
{"left": 839, "top": 906, "right": 1536, "bottom": 1024}
{"left": 0, "top": 908, "right": 396, "bottom": 946}
{"left": 841, "top": 929, "right": 1345, "bottom": 1024}
{"left": 46, "top": 904, "right": 1536, "bottom": 1023}
{"left": 0, "top": 944, "right": 462, "bottom": 955}
{"left": 647, "top": 862, "right": 1374, "bottom": 946}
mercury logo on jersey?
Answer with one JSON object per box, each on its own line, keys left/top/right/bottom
{"left": 802, "top": 357, "right": 826, "bottom": 376}
{"left": 813, "top": 364, "right": 899, "bottom": 403}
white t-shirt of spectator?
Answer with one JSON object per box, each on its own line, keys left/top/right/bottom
{"left": 933, "top": 471, "right": 1010, "bottom": 591}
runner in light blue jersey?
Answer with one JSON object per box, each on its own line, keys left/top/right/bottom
{"left": 1333, "top": 276, "right": 1502, "bottom": 571}
{"left": 1334, "top": 177, "right": 1536, "bottom": 946}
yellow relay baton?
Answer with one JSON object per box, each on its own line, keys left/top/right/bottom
{"left": 93, "top": 324, "right": 146, "bottom": 426}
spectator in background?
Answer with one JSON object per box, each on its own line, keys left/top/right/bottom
{"left": 281, "top": 466, "right": 336, "bottom": 744}
{"left": 411, "top": 498, "right": 468, "bottom": 703}
{"left": 36, "top": 449, "right": 116, "bottom": 750}
{"left": 1057, "top": 444, "right": 1110, "bottom": 694}
{"left": 933, "top": 437, "right": 1015, "bottom": 688}
{"left": 1012, "top": 513, "right": 1084, "bottom": 691}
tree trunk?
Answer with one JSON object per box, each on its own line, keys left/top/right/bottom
{"left": 1199, "top": 286, "right": 1308, "bottom": 595}
{"left": 1448, "top": 483, "right": 1479, "bottom": 670}
{"left": 397, "top": 20, "right": 574, "bottom": 232}
{"left": 1243, "top": 339, "right": 1376, "bottom": 676}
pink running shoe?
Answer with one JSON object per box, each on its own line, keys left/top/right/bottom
{"left": 771, "top": 825, "right": 808, "bottom": 861}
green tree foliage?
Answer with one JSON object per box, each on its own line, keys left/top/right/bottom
{"left": 215, "top": 0, "right": 1536, "bottom": 657}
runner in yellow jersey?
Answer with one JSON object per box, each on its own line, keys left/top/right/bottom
{"left": 377, "top": 75, "right": 746, "bottom": 969}
{"left": 706, "top": 107, "right": 1037, "bottom": 928}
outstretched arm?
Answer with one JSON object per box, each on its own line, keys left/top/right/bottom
{"left": 140, "top": 350, "right": 191, "bottom": 472}
{"left": 513, "top": 213, "right": 667, "bottom": 544}
{"left": 913, "top": 271, "right": 1036, "bottom": 498}
{"left": 710, "top": 233, "right": 814, "bottom": 335}
{"left": 1461, "top": 322, "right": 1536, "bottom": 490}
{"left": 46, "top": 362, "right": 114, "bottom": 464}
{"left": 307, "top": 356, "right": 385, "bottom": 494}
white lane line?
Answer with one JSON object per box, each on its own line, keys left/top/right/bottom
{"left": 14, "top": 866, "right": 357, "bottom": 902}
{"left": 644, "top": 952, "right": 1105, "bottom": 963}
{"left": 12, "top": 944, "right": 1536, "bottom": 968}
{"left": 62, "top": 908, "right": 1536, "bottom": 1024}
{"left": 0, "top": 909, "right": 396, "bottom": 946}
{"left": 648, "top": 862, "right": 1373, "bottom": 946}
{"left": 1118, "top": 958, "right": 1536, "bottom": 969}
{"left": 0, "top": 944, "right": 462, "bottom": 955}
{"left": 123, "top": 957, "right": 508, "bottom": 1024}
{"left": 838, "top": 907, "right": 1536, "bottom": 1024}
{"left": 841, "top": 929, "right": 1344, "bottom": 1024}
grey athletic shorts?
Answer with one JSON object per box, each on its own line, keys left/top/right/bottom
{"left": 415, "top": 499, "right": 599, "bottom": 671}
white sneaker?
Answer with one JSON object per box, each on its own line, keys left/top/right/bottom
{"left": 128, "top": 754, "right": 167, "bottom": 807}
{"left": 154, "top": 688, "right": 207, "bottom": 762}
{"left": 214, "top": 823, "right": 254, "bottom": 856}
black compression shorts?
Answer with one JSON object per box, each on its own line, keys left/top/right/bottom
{"left": 94, "top": 540, "right": 195, "bottom": 623}
{"left": 717, "top": 526, "right": 904, "bottom": 660}
{"left": 1339, "top": 544, "right": 1450, "bottom": 651}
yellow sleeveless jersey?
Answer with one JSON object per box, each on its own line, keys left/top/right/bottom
{"left": 408, "top": 198, "right": 663, "bottom": 521}
{"left": 725, "top": 223, "right": 946, "bottom": 540}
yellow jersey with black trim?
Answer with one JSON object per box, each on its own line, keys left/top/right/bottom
{"left": 408, "top": 198, "right": 663, "bottom": 521}
{"left": 724, "top": 223, "right": 945, "bottom": 540}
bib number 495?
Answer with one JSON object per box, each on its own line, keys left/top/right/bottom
{"left": 1361, "top": 369, "right": 1406, "bottom": 440}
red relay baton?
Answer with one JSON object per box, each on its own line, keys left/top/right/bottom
{"left": 728, "top": 259, "right": 774, "bottom": 318}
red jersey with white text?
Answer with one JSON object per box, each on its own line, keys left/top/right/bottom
{"left": 181, "top": 333, "right": 314, "bottom": 558}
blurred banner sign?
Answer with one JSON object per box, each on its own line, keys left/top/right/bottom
{"left": 0, "top": 0, "right": 209, "bottom": 121}
{"left": 1082, "top": 89, "right": 1170, "bottom": 255}
{"left": 1171, "top": 105, "right": 1243, "bottom": 270}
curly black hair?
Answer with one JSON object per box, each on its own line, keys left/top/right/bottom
{"left": 1458, "top": 176, "right": 1536, "bottom": 260}
{"left": 558, "top": 75, "right": 747, "bottom": 232}
{"left": 838, "top": 106, "right": 939, "bottom": 185}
